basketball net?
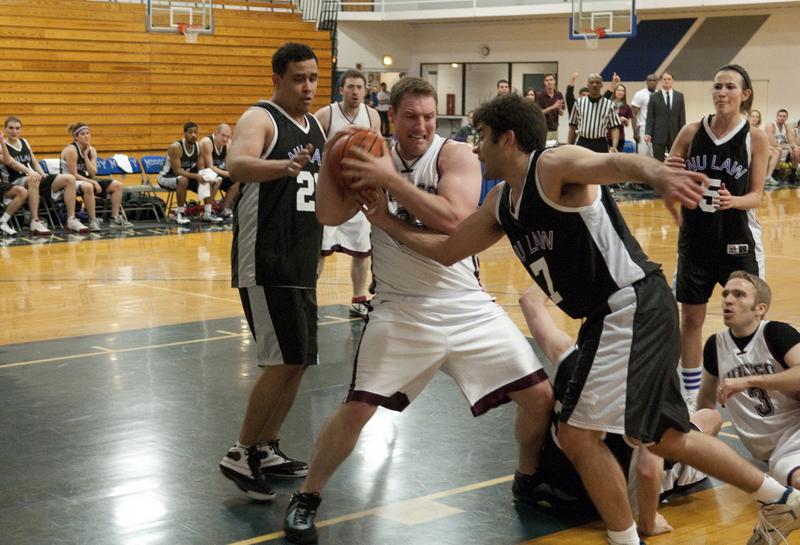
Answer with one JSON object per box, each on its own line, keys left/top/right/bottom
{"left": 582, "top": 27, "right": 606, "bottom": 49}
{"left": 178, "top": 23, "right": 200, "bottom": 44}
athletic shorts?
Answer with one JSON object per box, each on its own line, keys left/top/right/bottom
{"left": 557, "top": 273, "right": 690, "bottom": 444}
{"left": 0, "top": 182, "right": 15, "bottom": 203}
{"left": 158, "top": 175, "right": 199, "bottom": 193}
{"left": 78, "top": 178, "right": 113, "bottom": 198}
{"left": 239, "top": 286, "right": 318, "bottom": 367}
{"left": 675, "top": 252, "right": 764, "bottom": 305}
{"left": 769, "top": 423, "right": 800, "bottom": 486}
{"left": 347, "top": 294, "right": 547, "bottom": 415}
{"left": 321, "top": 211, "right": 372, "bottom": 257}
{"left": 575, "top": 136, "right": 610, "bottom": 153}
{"left": 221, "top": 177, "right": 235, "bottom": 192}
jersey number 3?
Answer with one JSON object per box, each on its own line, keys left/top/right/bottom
{"left": 296, "top": 171, "right": 317, "bottom": 212}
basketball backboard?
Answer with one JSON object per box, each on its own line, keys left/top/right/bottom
{"left": 570, "top": 0, "right": 636, "bottom": 40}
{"left": 147, "top": 0, "right": 214, "bottom": 34}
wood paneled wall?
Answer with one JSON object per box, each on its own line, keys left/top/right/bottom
{"left": 0, "top": 0, "right": 333, "bottom": 155}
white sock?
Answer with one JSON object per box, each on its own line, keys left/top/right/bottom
{"left": 176, "top": 206, "right": 185, "bottom": 214}
{"left": 753, "top": 475, "right": 789, "bottom": 505}
{"left": 204, "top": 204, "right": 212, "bottom": 214}
{"left": 608, "top": 523, "right": 639, "bottom": 545}
{"left": 0, "top": 213, "right": 10, "bottom": 224}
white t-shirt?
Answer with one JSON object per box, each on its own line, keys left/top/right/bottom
{"left": 630, "top": 88, "right": 653, "bottom": 130}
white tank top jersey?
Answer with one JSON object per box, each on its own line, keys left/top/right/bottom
{"left": 328, "top": 102, "right": 372, "bottom": 135}
{"left": 370, "top": 134, "right": 491, "bottom": 300}
{"left": 714, "top": 320, "right": 800, "bottom": 461}
{"left": 772, "top": 122, "right": 788, "bottom": 146}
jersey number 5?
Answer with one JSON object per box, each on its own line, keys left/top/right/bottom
{"left": 296, "top": 171, "right": 317, "bottom": 212}
{"left": 528, "top": 257, "right": 563, "bottom": 305}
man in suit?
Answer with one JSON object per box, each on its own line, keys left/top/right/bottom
{"left": 645, "top": 72, "right": 685, "bottom": 161}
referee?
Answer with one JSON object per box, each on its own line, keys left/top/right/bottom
{"left": 568, "top": 73, "right": 622, "bottom": 152}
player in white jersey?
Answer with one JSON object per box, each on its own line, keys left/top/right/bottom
{"left": 629, "top": 74, "right": 658, "bottom": 157}
{"left": 314, "top": 70, "right": 381, "bottom": 318}
{"left": 699, "top": 271, "right": 800, "bottom": 493}
{"left": 283, "top": 77, "right": 554, "bottom": 545}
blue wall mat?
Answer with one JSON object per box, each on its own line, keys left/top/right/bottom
{"left": 601, "top": 18, "right": 696, "bottom": 82}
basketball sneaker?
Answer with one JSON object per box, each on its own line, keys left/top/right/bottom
{"left": 0, "top": 221, "right": 16, "bottom": 236}
{"left": 174, "top": 212, "right": 190, "bottom": 225}
{"left": 110, "top": 215, "right": 133, "bottom": 229}
{"left": 748, "top": 487, "right": 800, "bottom": 545}
{"left": 219, "top": 443, "right": 276, "bottom": 501}
{"left": 67, "top": 217, "right": 89, "bottom": 233}
{"left": 284, "top": 492, "right": 321, "bottom": 545}
{"left": 512, "top": 470, "right": 590, "bottom": 510}
{"left": 259, "top": 440, "right": 308, "bottom": 478}
{"left": 349, "top": 297, "right": 372, "bottom": 319}
{"left": 202, "top": 211, "right": 223, "bottom": 224}
{"left": 220, "top": 208, "right": 234, "bottom": 219}
{"left": 29, "top": 219, "right": 51, "bottom": 236}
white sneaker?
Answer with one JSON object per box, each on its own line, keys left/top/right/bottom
{"left": 202, "top": 212, "right": 223, "bottom": 224}
{"left": 0, "top": 221, "right": 16, "bottom": 236}
{"left": 259, "top": 440, "right": 308, "bottom": 478}
{"left": 110, "top": 215, "right": 134, "bottom": 229}
{"left": 174, "top": 212, "right": 190, "bottom": 225}
{"left": 67, "top": 217, "right": 89, "bottom": 233}
{"left": 220, "top": 208, "right": 234, "bottom": 219}
{"left": 88, "top": 218, "right": 102, "bottom": 232}
{"left": 29, "top": 219, "right": 52, "bottom": 236}
{"left": 749, "top": 488, "right": 800, "bottom": 545}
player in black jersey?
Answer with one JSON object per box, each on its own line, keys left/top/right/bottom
{"left": 61, "top": 122, "right": 133, "bottom": 231}
{"left": 219, "top": 43, "right": 324, "bottom": 505}
{"left": 198, "top": 123, "right": 238, "bottom": 219}
{"left": 666, "top": 65, "right": 770, "bottom": 413}
{"left": 0, "top": 131, "right": 29, "bottom": 236}
{"left": 363, "top": 93, "right": 800, "bottom": 545}
{"left": 2, "top": 116, "right": 85, "bottom": 234}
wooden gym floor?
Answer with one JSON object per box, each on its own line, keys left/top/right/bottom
{"left": 1, "top": 187, "right": 799, "bottom": 545}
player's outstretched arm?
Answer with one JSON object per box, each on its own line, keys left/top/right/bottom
{"left": 364, "top": 183, "right": 505, "bottom": 265}
{"left": 518, "top": 283, "right": 575, "bottom": 364}
{"left": 719, "top": 342, "right": 800, "bottom": 402}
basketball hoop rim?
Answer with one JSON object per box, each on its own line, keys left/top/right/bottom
{"left": 178, "top": 23, "right": 201, "bottom": 43}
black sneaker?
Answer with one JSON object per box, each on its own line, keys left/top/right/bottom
{"left": 349, "top": 299, "right": 372, "bottom": 320}
{"left": 219, "top": 443, "right": 276, "bottom": 501}
{"left": 284, "top": 492, "right": 322, "bottom": 544}
{"left": 512, "top": 470, "right": 590, "bottom": 511}
{"left": 260, "top": 440, "right": 308, "bottom": 478}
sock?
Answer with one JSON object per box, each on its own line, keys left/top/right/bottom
{"left": 176, "top": 206, "right": 185, "bottom": 215}
{"left": 681, "top": 366, "right": 702, "bottom": 398}
{"left": 0, "top": 213, "right": 9, "bottom": 224}
{"left": 205, "top": 204, "right": 212, "bottom": 214}
{"left": 235, "top": 441, "right": 252, "bottom": 449}
{"left": 352, "top": 295, "right": 368, "bottom": 304}
{"left": 753, "top": 475, "right": 789, "bottom": 505}
{"left": 607, "top": 523, "right": 639, "bottom": 545}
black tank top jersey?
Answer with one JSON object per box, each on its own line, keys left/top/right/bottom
{"left": 496, "top": 149, "right": 660, "bottom": 319}
{"left": 3, "top": 138, "right": 35, "bottom": 183}
{"left": 231, "top": 101, "right": 325, "bottom": 288}
{"left": 165, "top": 140, "right": 198, "bottom": 176}
{"left": 62, "top": 142, "right": 90, "bottom": 178}
{"left": 210, "top": 134, "right": 227, "bottom": 169}
{"left": 680, "top": 115, "right": 755, "bottom": 261}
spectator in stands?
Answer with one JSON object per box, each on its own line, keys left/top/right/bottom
{"left": 609, "top": 83, "right": 633, "bottom": 151}
{"left": 60, "top": 123, "right": 133, "bottom": 231}
{"left": 524, "top": 88, "right": 536, "bottom": 100}
{"left": 496, "top": 79, "right": 510, "bottom": 96}
{"left": 535, "top": 73, "right": 565, "bottom": 142}
{"left": 645, "top": 71, "right": 686, "bottom": 161}
{"left": 0, "top": 131, "right": 29, "bottom": 236}
{"left": 377, "top": 82, "right": 391, "bottom": 137}
{"left": 157, "top": 121, "right": 222, "bottom": 225}
{"left": 568, "top": 73, "right": 622, "bottom": 152}
{"left": 198, "top": 123, "right": 238, "bottom": 219}
{"left": 766, "top": 109, "right": 799, "bottom": 180}
{"left": 631, "top": 73, "right": 659, "bottom": 156}
{"left": 750, "top": 109, "right": 780, "bottom": 184}
{"left": 453, "top": 110, "right": 477, "bottom": 144}
{"left": 1, "top": 116, "right": 83, "bottom": 234}
{"left": 564, "top": 71, "right": 589, "bottom": 115}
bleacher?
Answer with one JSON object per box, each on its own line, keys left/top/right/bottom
{"left": 0, "top": 0, "right": 333, "bottom": 225}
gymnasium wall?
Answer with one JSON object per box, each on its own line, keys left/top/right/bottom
{"left": 337, "top": 4, "right": 800, "bottom": 141}
{"left": 0, "top": 0, "right": 332, "bottom": 155}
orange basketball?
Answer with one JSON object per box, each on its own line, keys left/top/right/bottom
{"left": 328, "top": 128, "right": 384, "bottom": 188}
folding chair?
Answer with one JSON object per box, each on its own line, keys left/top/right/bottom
{"left": 139, "top": 155, "right": 174, "bottom": 217}
{"left": 112, "top": 155, "right": 165, "bottom": 222}
{"left": 37, "top": 159, "right": 64, "bottom": 229}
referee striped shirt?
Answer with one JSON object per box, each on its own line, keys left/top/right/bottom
{"left": 569, "top": 95, "right": 621, "bottom": 139}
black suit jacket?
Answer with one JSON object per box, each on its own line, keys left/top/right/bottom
{"left": 645, "top": 90, "right": 685, "bottom": 145}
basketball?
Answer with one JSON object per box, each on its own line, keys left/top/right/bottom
{"left": 328, "top": 128, "right": 385, "bottom": 188}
